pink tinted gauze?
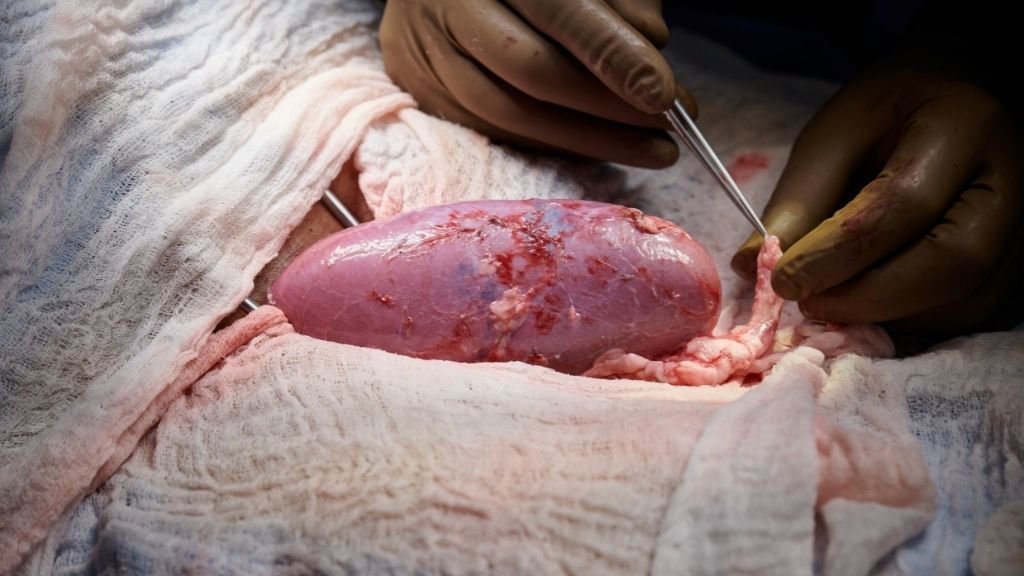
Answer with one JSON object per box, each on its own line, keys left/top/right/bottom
{"left": 33, "top": 305, "right": 932, "bottom": 575}
{"left": 1, "top": 0, "right": 417, "bottom": 570}
{"left": 0, "top": 0, "right": 946, "bottom": 573}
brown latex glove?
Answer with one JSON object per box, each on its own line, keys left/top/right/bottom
{"left": 732, "top": 68, "right": 1024, "bottom": 337}
{"left": 378, "top": 0, "right": 695, "bottom": 168}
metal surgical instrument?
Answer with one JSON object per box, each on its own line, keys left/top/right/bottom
{"left": 664, "top": 99, "right": 768, "bottom": 237}
{"left": 239, "top": 190, "right": 360, "bottom": 312}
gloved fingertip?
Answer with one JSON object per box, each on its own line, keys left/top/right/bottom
{"left": 797, "top": 298, "right": 825, "bottom": 321}
{"left": 625, "top": 57, "right": 676, "bottom": 113}
{"left": 729, "top": 233, "right": 762, "bottom": 279}
{"left": 648, "top": 136, "right": 680, "bottom": 168}
{"left": 623, "top": 135, "right": 679, "bottom": 168}
{"left": 647, "top": 17, "right": 670, "bottom": 49}
{"left": 771, "top": 264, "right": 809, "bottom": 301}
{"left": 628, "top": 11, "right": 669, "bottom": 49}
{"left": 675, "top": 83, "right": 698, "bottom": 119}
{"left": 641, "top": 73, "right": 676, "bottom": 114}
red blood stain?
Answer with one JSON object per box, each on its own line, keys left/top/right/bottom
{"left": 836, "top": 192, "right": 902, "bottom": 262}
{"left": 452, "top": 315, "right": 471, "bottom": 338}
{"left": 585, "top": 256, "right": 616, "bottom": 287}
{"left": 542, "top": 293, "right": 561, "bottom": 306}
{"left": 485, "top": 346, "right": 510, "bottom": 362}
{"left": 727, "top": 152, "right": 770, "bottom": 185}
{"left": 531, "top": 293, "right": 563, "bottom": 334}
{"left": 493, "top": 252, "right": 517, "bottom": 285}
{"left": 419, "top": 205, "right": 583, "bottom": 356}
{"left": 478, "top": 211, "right": 567, "bottom": 286}
{"left": 369, "top": 289, "right": 394, "bottom": 307}
{"left": 419, "top": 315, "right": 474, "bottom": 359}
{"left": 742, "top": 372, "right": 764, "bottom": 386}
{"left": 533, "top": 307, "right": 559, "bottom": 334}
{"left": 526, "top": 350, "right": 549, "bottom": 366}
{"left": 840, "top": 192, "right": 897, "bottom": 235}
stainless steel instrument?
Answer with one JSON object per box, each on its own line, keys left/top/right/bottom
{"left": 239, "top": 190, "right": 361, "bottom": 312}
{"left": 664, "top": 98, "right": 768, "bottom": 237}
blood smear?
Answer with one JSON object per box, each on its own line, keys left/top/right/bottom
{"left": 727, "top": 152, "right": 770, "bottom": 185}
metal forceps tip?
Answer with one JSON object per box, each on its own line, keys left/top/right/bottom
{"left": 664, "top": 99, "right": 768, "bottom": 237}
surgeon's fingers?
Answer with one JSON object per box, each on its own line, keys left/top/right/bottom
{"left": 570, "top": 0, "right": 700, "bottom": 118}
{"left": 505, "top": 0, "right": 678, "bottom": 114}
{"left": 730, "top": 85, "right": 890, "bottom": 279}
{"left": 885, "top": 220, "right": 1024, "bottom": 336}
{"left": 798, "top": 176, "right": 1022, "bottom": 324}
{"left": 604, "top": 0, "right": 669, "bottom": 48}
{"left": 771, "top": 97, "right": 990, "bottom": 301}
{"left": 447, "top": 2, "right": 669, "bottom": 129}
{"left": 412, "top": 39, "right": 678, "bottom": 167}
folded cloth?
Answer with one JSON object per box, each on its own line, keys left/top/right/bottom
{"left": 21, "top": 307, "right": 932, "bottom": 575}
{"left": 1, "top": 0, "right": 416, "bottom": 569}
{"left": 1, "top": 0, "right": 1017, "bottom": 573}
{"left": 0, "top": 0, "right": 622, "bottom": 569}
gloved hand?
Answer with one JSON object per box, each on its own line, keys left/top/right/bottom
{"left": 732, "top": 67, "right": 1024, "bottom": 336}
{"left": 379, "top": 0, "right": 694, "bottom": 168}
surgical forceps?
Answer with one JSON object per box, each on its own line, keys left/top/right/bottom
{"left": 664, "top": 99, "right": 768, "bottom": 237}
{"left": 239, "top": 189, "right": 357, "bottom": 312}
